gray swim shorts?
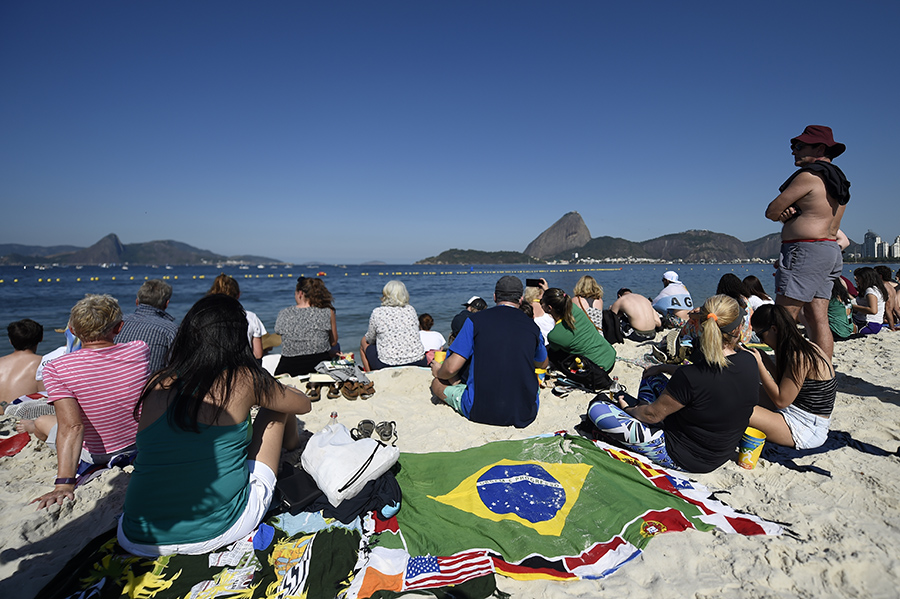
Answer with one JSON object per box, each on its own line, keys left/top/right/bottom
{"left": 774, "top": 240, "right": 842, "bottom": 302}
{"left": 628, "top": 329, "right": 657, "bottom": 341}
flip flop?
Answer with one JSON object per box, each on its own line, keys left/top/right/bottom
{"left": 374, "top": 421, "right": 397, "bottom": 445}
{"left": 358, "top": 382, "right": 375, "bottom": 400}
{"left": 351, "top": 419, "right": 375, "bottom": 440}
{"left": 306, "top": 383, "right": 321, "bottom": 402}
{"left": 326, "top": 383, "right": 341, "bottom": 399}
{"left": 551, "top": 385, "right": 573, "bottom": 397}
{"left": 341, "top": 381, "right": 360, "bottom": 400}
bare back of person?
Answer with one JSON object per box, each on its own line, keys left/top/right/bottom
{"left": 611, "top": 293, "right": 660, "bottom": 333}
{"left": 0, "top": 351, "right": 42, "bottom": 409}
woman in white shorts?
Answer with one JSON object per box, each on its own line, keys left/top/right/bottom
{"left": 746, "top": 304, "right": 835, "bottom": 450}
{"left": 118, "top": 294, "right": 312, "bottom": 556}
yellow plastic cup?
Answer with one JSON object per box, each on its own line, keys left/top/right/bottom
{"left": 433, "top": 351, "right": 446, "bottom": 364}
{"left": 737, "top": 426, "right": 767, "bottom": 470}
{"left": 535, "top": 368, "right": 547, "bottom": 387}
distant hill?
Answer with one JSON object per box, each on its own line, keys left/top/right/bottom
{"left": 641, "top": 230, "right": 750, "bottom": 262}
{"left": 0, "top": 233, "right": 284, "bottom": 266}
{"left": 0, "top": 243, "right": 82, "bottom": 257}
{"left": 743, "top": 233, "right": 782, "bottom": 260}
{"left": 523, "top": 212, "right": 592, "bottom": 260}
{"left": 416, "top": 249, "right": 543, "bottom": 265}
{"left": 419, "top": 211, "right": 793, "bottom": 263}
{"left": 550, "top": 236, "right": 650, "bottom": 262}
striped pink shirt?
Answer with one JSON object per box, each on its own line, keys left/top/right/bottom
{"left": 43, "top": 341, "right": 150, "bottom": 455}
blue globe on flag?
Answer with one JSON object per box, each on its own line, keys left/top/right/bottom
{"left": 475, "top": 464, "right": 565, "bottom": 523}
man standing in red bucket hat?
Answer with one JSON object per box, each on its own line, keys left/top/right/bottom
{"left": 765, "top": 125, "right": 851, "bottom": 360}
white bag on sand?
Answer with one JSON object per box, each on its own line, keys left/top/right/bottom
{"left": 301, "top": 422, "right": 399, "bottom": 507}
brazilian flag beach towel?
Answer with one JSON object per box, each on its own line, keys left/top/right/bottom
{"left": 343, "top": 434, "right": 780, "bottom": 597}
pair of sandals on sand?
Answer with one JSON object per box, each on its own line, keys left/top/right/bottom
{"left": 552, "top": 376, "right": 625, "bottom": 398}
{"left": 350, "top": 419, "right": 397, "bottom": 445}
{"left": 306, "top": 381, "right": 375, "bottom": 401}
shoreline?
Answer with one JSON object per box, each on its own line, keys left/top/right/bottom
{"left": 2, "top": 332, "right": 900, "bottom": 598}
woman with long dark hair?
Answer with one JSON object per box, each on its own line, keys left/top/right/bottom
{"left": 748, "top": 304, "right": 835, "bottom": 449}
{"left": 118, "top": 294, "right": 311, "bottom": 556}
{"left": 274, "top": 278, "right": 338, "bottom": 376}
{"left": 742, "top": 275, "right": 774, "bottom": 311}
{"left": 851, "top": 267, "right": 887, "bottom": 335}
{"left": 828, "top": 279, "right": 854, "bottom": 341}
{"left": 588, "top": 295, "right": 759, "bottom": 473}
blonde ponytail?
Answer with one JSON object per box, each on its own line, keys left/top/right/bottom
{"left": 698, "top": 295, "right": 741, "bottom": 369}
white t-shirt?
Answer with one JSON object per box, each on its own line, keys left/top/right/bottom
{"left": 534, "top": 313, "right": 555, "bottom": 346}
{"left": 419, "top": 330, "right": 447, "bottom": 352}
{"left": 36, "top": 346, "right": 66, "bottom": 381}
{"left": 747, "top": 295, "right": 774, "bottom": 311}
{"left": 245, "top": 309, "right": 267, "bottom": 342}
{"left": 855, "top": 287, "right": 885, "bottom": 324}
{"left": 652, "top": 283, "right": 693, "bottom": 313}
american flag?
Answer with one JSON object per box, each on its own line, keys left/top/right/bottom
{"left": 404, "top": 550, "right": 495, "bottom": 590}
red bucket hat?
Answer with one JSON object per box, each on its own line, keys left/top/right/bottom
{"left": 791, "top": 125, "right": 845, "bottom": 159}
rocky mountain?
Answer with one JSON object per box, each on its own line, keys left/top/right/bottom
{"left": 523, "top": 212, "right": 592, "bottom": 260}
{"left": 641, "top": 230, "right": 750, "bottom": 262}
{"left": 550, "top": 236, "right": 650, "bottom": 262}
{"left": 62, "top": 233, "right": 127, "bottom": 264}
{"left": 121, "top": 238, "right": 223, "bottom": 265}
{"left": 743, "top": 233, "right": 782, "bottom": 260}
{"left": 416, "top": 249, "right": 542, "bottom": 265}
{"left": 0, "top": 234, "right": 283, "bottom": 265}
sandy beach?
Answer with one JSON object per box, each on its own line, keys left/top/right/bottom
{"left": 2, "top": 332, "right": 900, "bottom": 598}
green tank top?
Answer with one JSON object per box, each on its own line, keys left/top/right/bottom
{"left": 828, "top": 298, "right": 853, "bottom": 339}
{"left": 121, "top": 411, "right": 252, "bottom": 546}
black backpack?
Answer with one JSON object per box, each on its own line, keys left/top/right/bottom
{"left": 601, "top": 309, "right": 624, "bottom": 345}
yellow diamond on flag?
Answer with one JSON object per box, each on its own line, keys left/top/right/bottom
{"left": 428, "top": 459, "right": 591, "bottom": 536}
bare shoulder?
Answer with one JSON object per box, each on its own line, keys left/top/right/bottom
{"left": 787, "top": 170, "right": 826, "bottom": 194}
{"left": 808, "top": 344, "right": 835, "bottom": 380}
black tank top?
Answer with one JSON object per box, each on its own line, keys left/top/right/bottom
{"left": 793, "top": 377, "right": 836, "bottom": 416}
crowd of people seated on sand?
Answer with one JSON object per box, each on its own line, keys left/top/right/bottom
{"left": 1, "top": 265, "right": 898, "bottom": 555}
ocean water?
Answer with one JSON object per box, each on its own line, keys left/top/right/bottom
{"left": 0, "top": 262, "right": 893, "bottom": 357}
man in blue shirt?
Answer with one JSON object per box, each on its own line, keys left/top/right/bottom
{"left": 115, "top": 280, "right": 178, "bottom": 373}
{"left": 431, "top": 276, "right": 548, "bottom": 428}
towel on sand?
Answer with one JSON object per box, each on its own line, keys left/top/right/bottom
{"left": 40, "top": 436, "right": 780, "bottom": 599}
{"left": 344, "top": 435, "right": 781, "bottom": 597}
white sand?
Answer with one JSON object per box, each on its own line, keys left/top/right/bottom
{"left": 2, "top": 333, "right": 900, "bottom": 598}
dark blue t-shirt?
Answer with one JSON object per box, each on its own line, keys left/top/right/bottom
{"left": 449, "top": 305, "right": 547, "bottom": 428}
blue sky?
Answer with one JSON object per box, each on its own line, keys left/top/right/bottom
{"left": 2, "top": 2, "right": 897, "bottom": 264}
